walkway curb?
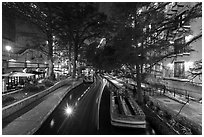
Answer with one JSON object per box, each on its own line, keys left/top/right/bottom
{"left": 2, "top": 78, "right": 76, "bottom": 119}
{"left": 29, "top": 80, "right": 83, "bottom": 135}
{"left": 2, "top": 79, "right": 83, "bottom": 135}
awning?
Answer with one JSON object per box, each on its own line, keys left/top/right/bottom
{"left": 2, "top": 73, "right": 13, "bottom": 77}
{"left": 2, "top": 72, "right": 35, "bottom": 77}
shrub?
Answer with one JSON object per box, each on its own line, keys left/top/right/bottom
{"left": 42, "top": 79, "right": 54, "bottom": 87}
{"left": 169, "top": 119, "right": 176, "bottom": 126}
{"left": 23, "top": 83, "right": 39, "bottom": 92}
{"left": 156, "top": 106, "right": 160, "bottom": 112}
{"left": 152, "top": 106, "right": 157, "bottom": 111}
{"left": 37, "top": 84, "right": 46, "bottom": 91}
{"left": 147, "top": 101, "right": 153, "bottom": 107}
{"left": 3, "top": 96, "right": 15, "bottom": 104}
{"left": 158, "top": 110, "right": 164, "bottom": 117}
{"left": 164, "top": 111, "right": 172, "bottom": 121}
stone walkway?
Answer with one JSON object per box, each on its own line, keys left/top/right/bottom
{"left": 2, "top": 80, "right": 82, "bottom": 135}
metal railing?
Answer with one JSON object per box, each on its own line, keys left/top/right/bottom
{"left": 5, "top": 61, "right": 49, "bottom": 68}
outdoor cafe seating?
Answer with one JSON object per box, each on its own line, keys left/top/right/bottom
{"left": 2, "top": 72, "right": 35, "bottom": 93}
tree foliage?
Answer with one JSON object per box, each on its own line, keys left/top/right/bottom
{"left": 52, "top": 3, "right": 109, "bottom": 77}
{"left": 109, "top": 2, "right": 202, "bottom": 67}
{"left": 99, "top": 2, "right": 202, "bottom": 104}
{"left": 3, "top": 2, "right": 111, "bottom": 78}
{"left": 188, "top": 59, "right": 202, "bottom": 82}
{"left": 3, "top": 2, "right": 58, "bottom": 80}
{"left": 85, "top": 41, "right": 120, "bottom": 71}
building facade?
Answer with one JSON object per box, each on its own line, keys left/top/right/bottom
{"left": 163, "top": 2, "right": 202, "bottom": 85}
{"left": 2, "top": 5, "right": 49, "bottom": 92}
{"left": 2, "top": 6, "right": 48, "bottom": 75}
{"left": 150, "top": 2, "right": 202, "bottom": 99}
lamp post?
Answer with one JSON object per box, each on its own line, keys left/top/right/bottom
{"left": 5, "top": 45, "right": 12, "bottom": 59}
{"left": 5, "top": 45, "right": 12, "bottom": 89}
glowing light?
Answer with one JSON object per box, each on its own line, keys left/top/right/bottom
{"left": 183, "top": 25, "right": 191, "bottom": 29}
{"left": 5, "top": 45, "right": 12, "bottom": 51}
{"left": 141, "top": 83, "right": 146, "bottom": 88}
{"left": 26, "top": 60, "right": 31, "bottom": 63}
{"left": 111, "top": 80, "right": 123, "bottom": 86}
{"left": 167, "top": 63, "right": 174, "bottom": 69}
{"left": 97, "top": 38, "right": 106, "bottom": 48}
{"left": 185, "top": 35, "right": 193, "bottom": 42}
{"left": 185, "top": 61, "right": 194, "bottom": 71}
{"left": 69, "top": 95, "right": 72, "bottom": 100}
{"left": 66, "top": 106, "right": 72, "bottom": 115}
{"left": 100, "top": 38, "right": 106, "bottom": 46}
{"left": 38, "top": 79, "right": 43, "bottom": 83}
{"left": 131, "top": 21, "right": 135, "bottom": 28}
{"left": 169, "top": 41, "right": 174, "bottom": 44}
{"left": 50, "top": 119, "right": 55, "bottom": 128}
{"left": 64, "top": 104, "right": 73, "bottom": 116}
{"left": 138, "top": 8, "right": 143, "bottom": 14}
{"left": 9, "top": 59, "right": 16, "bottom": 62}
{"left": 30, "top": 3, "right": 37, "bottom": 8}
{"left": 23, "top": 68, "right": 27, "bottom": 73}
{"left": 149, "top": 24, "right": 152, "bottom": 30}
{"left": 154, "top": 2, "right": 158, "bottom": 6}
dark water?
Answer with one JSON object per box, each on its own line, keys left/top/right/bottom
{"left": 98, "top": 86, "right": 156, "bottom": 135}
{"left": 35, "top": 83, "right": 156, "bottom": 135}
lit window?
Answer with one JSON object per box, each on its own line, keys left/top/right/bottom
{"left": 174, "top": 37, "right": 189, "bottom": 54}
{"left": 174, "top": 61, "right": 185, "bottom": 78}
{"left": 185, "top": 35, "right": 193, "bottom": 42}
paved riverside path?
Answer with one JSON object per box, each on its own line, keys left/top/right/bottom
{"left": 105, "top": 75, "right": 202, "bottom": 132}
{"left": 149, "top": 94, "right": 202, "bottom": 126}
{"left": 2, "top": 80, "right": 82, "bottom": 135}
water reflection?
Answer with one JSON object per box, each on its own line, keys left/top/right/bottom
{"left": 50, "top": 119, "right": 55, "bottom": 128}
{"left": 64, "top": 103, "right": 73, "bottom": 117}
{"left": 69, "top": 94, "right": 72, "bottom": 100}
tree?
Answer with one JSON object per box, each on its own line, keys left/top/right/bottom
{"left": 51, "top": 33, "right": 73, "bottom": 75}
{"left": 188, "top": 59, "right": 202, "bottom": 82}
{"left": 106, "top": 2, "right": 202, "bottom": 104}
{"left": 85, "top": 41, "right": 121, "bottom": 71}
{"left": 52, "top": 3, "right": 109, "bottom": 78}
{"left": 3, "top": 2, "right": 58, "bottom": 80}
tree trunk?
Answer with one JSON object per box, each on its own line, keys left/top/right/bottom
{"left": 68, "top": 61, "right": 72, "bottom": 75}
{"left": 47, "top": 4, "right": 55, "bottom": 81}
{"left": 72, "top": 42, "right": 78, "bottom": 78}
{"left": 47, "top": 34, "right": 56, "bottom": 80}
{"left": 72, "top": 59, "right": 77, "bottom": 78}
{"left": 68, "top": 44, "right": 72, "bottom": 76}
{"left": 48, "top": 57, "right": 55, "bottom": 80}
{"left": 136, "top": 63, "right": 143, "bottom": 104}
